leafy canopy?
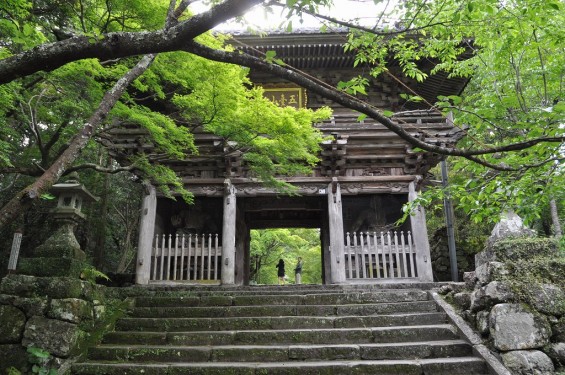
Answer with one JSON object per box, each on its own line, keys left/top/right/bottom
{"left": 337, "top": 0, "right": 564, "bottom": 223}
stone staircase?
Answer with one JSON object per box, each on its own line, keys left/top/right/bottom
{"left": 72, "top": 285, "right": 491, "bottom": 374}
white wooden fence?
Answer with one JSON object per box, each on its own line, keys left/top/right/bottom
{"left": 150, "top": 233, "right": 221, "bottom": 282}
{"left": 344, "top": 231, "right": 418, "bottom": 280}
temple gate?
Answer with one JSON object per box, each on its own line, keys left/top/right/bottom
{"left": 108, "top": 31, "right": 466, "bottom": 285}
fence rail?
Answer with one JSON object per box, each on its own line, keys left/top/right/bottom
{"left": 150, "top": 233, "right": 221, "bottom": 282}
{"left": 344, "top": 231, "right": 418, "bottom": 280}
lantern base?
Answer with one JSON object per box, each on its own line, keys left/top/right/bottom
{"left": 17, "top": 257, "right": 87, "bottom": 278}
{"left": 33, "top": 220, "right": 86, "bottom": 261}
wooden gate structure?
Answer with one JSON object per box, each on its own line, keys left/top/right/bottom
{"left": 107, "top": 30, "right": 466, "bottom": 285}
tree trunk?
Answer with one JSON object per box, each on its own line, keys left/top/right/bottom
{"left": 550, "top": 198, "right": 562, "bottom": 238}
{"left": 93, "top": 155, "right": 111, "bottom": 269}
{"left": 0, "top": 54, "right": 156, "bottom": 230}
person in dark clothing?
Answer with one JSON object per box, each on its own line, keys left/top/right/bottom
{"left": 276, "top": 259, "right": 285, "bottom": 285}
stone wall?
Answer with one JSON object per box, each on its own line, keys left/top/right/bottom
{"left": 430, "top": 226, "right": 475, "bottom": 281}
{"left": 0, "top": 274, "right": 123, "bottom": 373}
{"left": 442, "top": 237, "right": 565, "bottom": 374}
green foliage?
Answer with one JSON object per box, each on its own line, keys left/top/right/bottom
{"left": 342, "top": 0, "right": 565, "bottom": 224}
{"left": 250, "top": 228, "right": 322, "bottom": 284}
{"left": 80, "top": 265, "right": 111, "bottom": 285}
{"left": 26, "top": 347, "right": 56, "bottom": 375}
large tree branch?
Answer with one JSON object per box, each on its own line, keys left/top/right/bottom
{"left": 0, "top": 54, "right": 156, "bottom": 229}
{"left": 268, "top": 0, "right": 453, "bottom": 36}
{"left": 183, "top": 42, "right": 564, "bottom": 170}
{"left": 0, "top": 0, "right": 262, "bottom": 84}
{"left": 0, "top": 1, "right": 260, "bottom": 230}
{"left": 0, "top": 166, "right": 44, "bottom": 176}
{"left": 64, "top": 163, "right": 137, "bottom": 175}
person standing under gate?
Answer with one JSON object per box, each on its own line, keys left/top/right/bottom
{"left": 294, "top": 257, "right": 303, "bottom": 285}
{"left": 276, "top": 259, "right": 285, "bottom": 285}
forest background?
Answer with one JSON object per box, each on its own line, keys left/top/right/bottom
{"left": 0, "top": 0, "right": 563, "bottom": 282}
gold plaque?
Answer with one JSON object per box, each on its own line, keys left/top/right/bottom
{"left": 262, "top": 87, "right": 306, "bottom": 108}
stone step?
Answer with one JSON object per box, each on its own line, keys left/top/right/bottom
{"left": 72, "top": 357, "right": 489, "bottom": 375}
{"left": 88, "top": 340, "right": 472, "bottom": 362}
{"left": 102, "top": 325, "right": 458, "bottom": 346}
{"left": 108, "top": 285, "right": 445, "bottom": 300}
{"left": 130, "top": 300, "right": 439, "bottom": 318}
{"left": 112, "top": 283, "right": 441, "bottom": 295}
{"left": 116, "top": 312, "right": 447, "bottom": 331}
{"left": 133, "top": 290, "right": 429, "bottom": 307}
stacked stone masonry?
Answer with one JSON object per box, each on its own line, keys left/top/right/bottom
{"left": 442, "top": 213, "right": 565, "bottom": 374}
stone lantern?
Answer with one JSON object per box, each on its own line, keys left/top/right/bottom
{"left": 18, "top": 173, "right": 99, "bottom": 277}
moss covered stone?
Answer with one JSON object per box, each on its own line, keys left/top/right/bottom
{"left": 490, "top": 303, "right": 550, "bottom": 350}
{"left": 44, "top": 277, "right": 87, "bottom": 299}
{"left": 23, "top": 316, "right": 82, "bottom": 358}
{"left": 0, "top": 305, "right": 26, "bottom": 343}
{"left": 0, "top": 344, "right": 28, "bottom": 373}
{"left": 13, "top": 296, "right": 48, "bottom": 318}
{"left": 477, "top": 237, "right": 559, "bottom": 267}
{"left": 48, "top": 298, "right": 93, "bottom": 324}
{"left": 33, "top": 222, "right": 86, "bottom": 260}
{"left": 18, "top": 257, "right": 86, "bottom": 278}
{"left": 0, "top": 274, "right": 41, "bottom": 297}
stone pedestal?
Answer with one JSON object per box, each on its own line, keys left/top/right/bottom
{"left": 19, "top": 219, "right": 86, "bottom": 278}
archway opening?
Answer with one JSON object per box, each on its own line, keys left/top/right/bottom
{"left": 249, "top": 228, "right": 322, "bottom": 285}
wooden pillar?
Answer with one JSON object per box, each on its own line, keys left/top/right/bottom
{"left": 327, "top": 178, "right": 346, "bottom": 284}
{"left": 135, "top": 183, "right": 156, "bottom": 285}
{"left": 321, "top": 212, "right": 330, "bottom": 285}
{"left": 221, "top": 179, "right": 237, "bottom": 285}
{"left": 408, "top": 180, "right": 434, "bottom": 282}
{"left": 238, "top": 226, "right": 250, "bottom": 285}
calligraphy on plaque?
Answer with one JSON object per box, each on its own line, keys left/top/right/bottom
{"left": 262, "top": 87, "right": 306, "bottom": 109}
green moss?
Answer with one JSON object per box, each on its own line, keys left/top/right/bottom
{"left": 73, "top": 298, "right": 131, "bottom": 359}
{"left": 18, "top": 257, "right": 87, "bottom": 278}
{"left": 498, "top": 247, "right": 565, "bottom": 315}
{"left": 490, "top": 237, "right": 559, "bottom": 262}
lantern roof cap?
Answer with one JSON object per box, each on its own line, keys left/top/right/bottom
{"left": 51, "top": 173, "right": 99, "bottom": 203}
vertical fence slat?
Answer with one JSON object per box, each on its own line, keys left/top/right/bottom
{"left": 380, "top": 232, "right": 388, "bottom": 278}
{"left": 400, "top": 231, "right": 409, "bottom": 278}
{"left": 159, "top": 234, "right": 165, "bottom": 280}
{"left": 151, "top": 235, "right": 157, "bottom": 281}
{"left": 180, "top": 235, "right": 186, "bottom": 280}
{"left": 207, "top": 234, "right": 212, "bottom": 280}
{"left": 200, "top": 234, "right": 205, "bottom": 280}
{"left": 193, "top": 234, "right": 198, "bottom": 281}
{"left": 366, "top": 233, "right": 374, "bottom": 278}
{"left": 360, "top": 232, "right": 367, "bottom": 279}
{"left": 346, "top": 233, "right": 352, "bottom": 279}
{"left": 373, "top": 232, "right": 381, "bottom": 279}
{"left": 165, "top": 234, "right": 171, "bottom": 281}
{"left": 173, "top": 234, "right": 179, "bottom": 280}
{"left": 353, "top": 232, "right": 359, "bottom": 278}
{"left": 214, "top": 234, "right": 219, "bottom": 280}
{"left": 393, "top": 231, "right": 400, "bottom": 278}
{"left": 386, "top": 232, "right": 394, "bottom": 278}
{"left": 187, "top": 234, "right": 192, "bottom": 280}
{"left": 408, "top": 231, "right": 417, "bottom": 277}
